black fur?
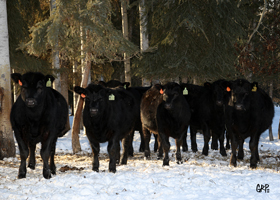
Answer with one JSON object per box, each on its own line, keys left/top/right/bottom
{"left": 10, "top": 72, "right": 69, "bottom": 179}
{"left": 226, "top": 79, "right": 274, "bottom": 168}
{"left": 181, "top": 80, "right": 231, "bottom": 156}
{"left": 140, "top": 82, "right": 191, "bottom": 166}
{"left": 74, "top": 83, "right": 137, "bottom": 173}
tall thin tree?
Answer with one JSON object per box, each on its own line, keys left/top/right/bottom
{"left": 121, "top": 0, "right": 131, "bottom": 83}
{"left": 0, "top": 0, "right": 16, "bottom": 159}
{"left": 139, "top": 0, "right": 150, "bottom": 86}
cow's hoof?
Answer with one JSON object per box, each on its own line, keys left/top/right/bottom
{"left": 109, "top": 168, "right": 116, "bottom": 173}
{"left": 202, "top": 150, "right": 208, "bottom": 156}
{"left": 220, "top": 150, "right": 227, "bottom": 157}
{"left": 250, "top": 163, "right": 257, "bottom": 169}
{"left": 28, "top": 163, "right": 35, "bottom": 170}
{"left": 43, "top": 169, "right": 52, "bottom": 179}
{"left": 176, "top": 160, "right": 183, "bottom": 164}
{"left": 182, "top": 146, "right": 188, "bottom": 152}
{"left": 92, "top": 167, "right": 99, "bottom": 172}
{"left": 18, "top": 173, "right": 26, "bottom": 179}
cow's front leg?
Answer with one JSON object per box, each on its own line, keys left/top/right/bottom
{"left": 202, "top": 125, "right": 210, "bottom": 156}
{"left": 107, "top": 140, "right": 118, "bottom": 173}
{"left": 41, "top": 132, "right": 55, "bottom": 179}
{"left": 121, "top": 132, "right": 132, "bottom": 165}
{"left": 158, "top": 133, "right": 170, "bottom": 166}
{"left": 14, "top": 129, "right": 29, "bottom": 179}
{"left": 175, "top": 138, "right": 183, "bottom": 164}
{"left": 28, "top": 143, "right": 36, "bottom": 170}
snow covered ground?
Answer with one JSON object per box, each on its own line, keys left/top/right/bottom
{"left": 1, "top": 108, "right": 280, "bottom": 200}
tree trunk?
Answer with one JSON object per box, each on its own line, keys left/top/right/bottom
{"left": 0, "top": 0, "right": 16, "bottom": 159}
{"left": 121, "top": 0, "right": 131, "bottom": 83}
{"left": 278, "top": 119, "right": 280, "bottom": 140}
{"left": 71, "top": 29, "right": 91, "bottom": 153}
{"left": 139, "top": 0, "right": 150, "bottom": 86}
{"left": 73, "top": 61, "right": 79, "bottom": 115}
{"left": 269, "top": 80, "right": 273, "bottom": 141}
{"left": 50, "top": 0, "right": 61, "bottom": 92}
{"left": 60, "top": 60, "right": 70, "bottom": 133}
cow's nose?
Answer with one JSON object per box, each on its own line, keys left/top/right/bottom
{"left": 235, "top": 104, "right": 244, "bottom": 111}
{"left": 90, "top": 108, "right": 98, "bottom": 116}
{"left": 164, "top": 103, "right": 172, "bottom": 110}
{"left": 25, "top": 98, "right": 37, "bottom": 107}
{"left": 216, "top": 100, "right": 223, "bottom": 106}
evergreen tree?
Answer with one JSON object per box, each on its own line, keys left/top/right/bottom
{"left": 22, "top": 0, "right": 139, "bottom": 69}
{"left": 133, "top": 0, "right": 248, "bottom": 81}
{"left": 7, "top": 0, "right": 51, "bottom": 74}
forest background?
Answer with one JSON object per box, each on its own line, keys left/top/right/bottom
{"left": 1, "top": 0, "right": 280, "bottom": 157}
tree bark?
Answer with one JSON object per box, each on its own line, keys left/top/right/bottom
{"left": 121, "top": 0, "right": 131, "bottom": 83}
{"left": 269, "top": 80, "right": 273, "bottom": 141}
{"left": 0, "top": 0, "right": 16, "bottom": 159}
{"left": 278, "top": 119, "right": 280, "bottom": 140}
{"left": 139, "top": 0, "right": 150, "bottom": 86}
{"left": 50, "top": 0, "right": 61, "bottom": 92}
{"left": 71, "top": 29, "right": 91, "bottom": 153}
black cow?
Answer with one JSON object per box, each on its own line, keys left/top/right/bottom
{"left": 98, "top": 80, "right": 153, "bottom": 155}
{"left": 181, "top": 79, "right": 231, "bottom": 156}
{"left": 226, "top": 79, "right": 274, "bottom": 168}
{"left": 140, "top": 82, "right": 191, "bottom": 166}
{"left": 74, "top": 83, "right": 137, "bottom": 173}
{"left": 10, "top": 72, "right": 69, "bottom": 179}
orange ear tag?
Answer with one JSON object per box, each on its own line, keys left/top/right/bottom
{"left": 160, "top": 89, "right": 164, "bottom": 94}
{"left": 81, "top": 94, "right": 86, "bottom": 98}
{"left": 226, "top": 87, "right": 231, "bottom": 92}
{"left": 18, "top": 80, "right": 23, "bottom": 86}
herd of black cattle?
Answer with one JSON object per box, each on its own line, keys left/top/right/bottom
{"left": 9, "top": 72, "right": 274, "bottom": 179}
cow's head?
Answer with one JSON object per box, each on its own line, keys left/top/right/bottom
{"left": 99, "top": 80, "right": 130, "bottom": 89}
{"left": 159, "top": 82, "right": 183, "bottom": 110}
{"left": 205, "top": 80, "right": 232, "bottom": 107}
{"left": 74, "top": 84, "right": 109, "bottom": 117}
{"left": 0, "top": 87, "right": 4, "bottom": 113}
{"left": 230, "top": 79, "right": 257, "bottom": 111}
{"left": 11, "top": 72, "right": 55, "bottom": 108}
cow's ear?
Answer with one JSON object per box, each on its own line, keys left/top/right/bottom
{"left": 204, "top": 82, "right": 212, "bottom": 89}
{"left": 251, "top": 82, "right": 258, "bottom": 92}
{"left": 123, "top": 82, "right": 130, "bottom": 89}
{"left": 98, "top": 81, "right": 106, "bottom": 87}
{"left": 45, "top": 75, "right": 55, "bottom": 87}
{"left": 154, "top": 84, "right": 164, "bottom": 94}
{"left": 11, "top": 73, "right": 22, "bottom": 85}
{"left": 74, "top": 86, "right": 87, "bottom": 98}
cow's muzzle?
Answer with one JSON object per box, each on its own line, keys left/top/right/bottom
{"left": 235, "top": 104, "right": 245, "bottom": 111}
{"left": 90, "top": 108, "right": 98, "bottom": 116}
{"left": 25, "top": 98, "right": 37, "bottom": 107}
{"left": 164, "top": 103, "right": 172, "bottom": 110}
{"left": 216, "top": 100, "right": 223, "bottom": 106}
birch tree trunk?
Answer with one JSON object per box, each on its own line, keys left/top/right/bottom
{"left": 121, "top": 0, "right": 131, "bottom": 83}
{"left": 0, "top": 0, "right": 16, "bottom": 159}
{"left": 139, "top": 0, "right": 150, "bottom": 86}
{"left": 50, "top": 0, "right": 61, "bottom": 93}
{"left": 73, "top": 61, "right": 79, "bottom": 115}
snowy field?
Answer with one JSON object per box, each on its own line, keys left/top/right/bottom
{"left": 1, "top": 108, "right": 280, "bottom": 200}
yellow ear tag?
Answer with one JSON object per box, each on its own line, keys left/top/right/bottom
{"left": 252, "top": 85, "right": 257, "bottom": 92}
{"left": 183, "top": 87, "right": 188, "bottom": 95}
{"left": 109, "top": 94, "right": 115, "bottom": 101}
{"left": 124, "top": 85, "right": 126, "bottom": 89}
{"left": 46, "top": 78, "right": 52, "bottom": 87}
